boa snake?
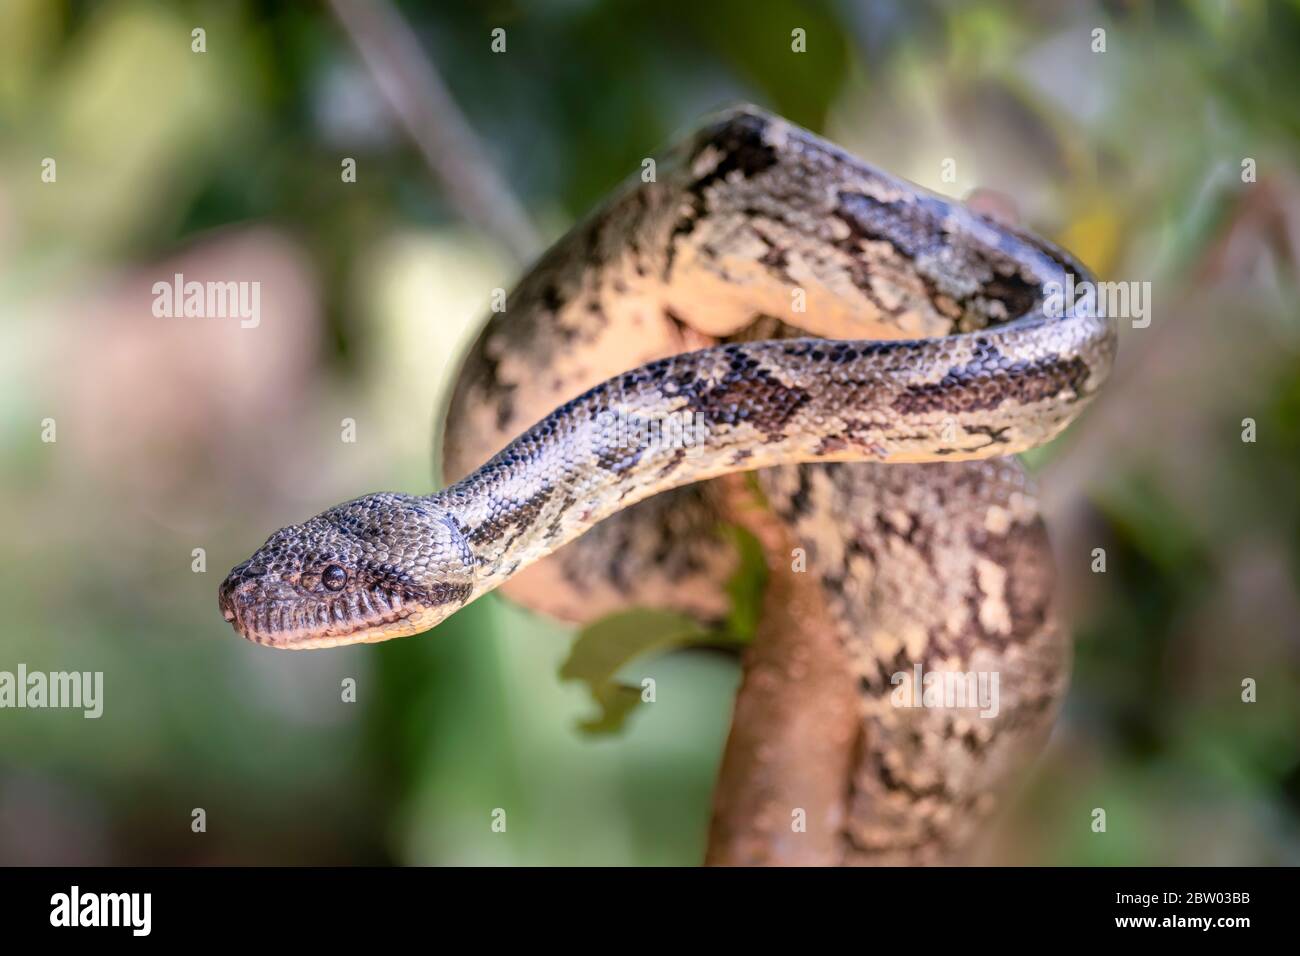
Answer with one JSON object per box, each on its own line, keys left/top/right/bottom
{"left": 219, "top": 107, "right": 1115, "bottom": 863}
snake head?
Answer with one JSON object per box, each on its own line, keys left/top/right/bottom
{"left": 218, "top": 493, "right": 475, "bottom": 649}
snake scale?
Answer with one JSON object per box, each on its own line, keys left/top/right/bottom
{"left": 219, "top": 107, "right": 1115, "bottom": 864}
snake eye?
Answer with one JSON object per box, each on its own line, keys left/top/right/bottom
{"left": 321, "top": 565, "right": 348, "bottom": 591}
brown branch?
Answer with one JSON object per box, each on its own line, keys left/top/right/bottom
{"left": 704, "top": 474, "right": 860, "bottom": 866}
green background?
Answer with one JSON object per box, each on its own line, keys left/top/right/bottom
{"left": 0, "top": 0, "right": 1297, "bottom": 864}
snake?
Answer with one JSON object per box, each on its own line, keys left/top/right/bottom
{"left": 218, "top": 107, "right": 1115, "bottom": 863}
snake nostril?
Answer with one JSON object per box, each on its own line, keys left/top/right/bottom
{"left": 218, "top": 572, "right": 261, "bottom": 625}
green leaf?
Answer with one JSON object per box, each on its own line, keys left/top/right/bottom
{"left": 576, "top": 683, "right": 643, "bottom": 736}
{"left": 559, "top": 609, "right": 711, "bottom": 735}
{"left": 720, "top": 523, "right": 767, "bottom": 644}
{"left": 558, "top": 524, "right": 770, "bottom": 735}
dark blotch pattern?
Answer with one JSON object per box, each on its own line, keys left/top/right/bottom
{"left": 682, "top": 346, "right": 811, "bottom": 435}
{"left": 893, "top": 346, "right": 1092, "bottom": 416}
{"left": 666, "top": 112, "right": 779, "bottom": 279}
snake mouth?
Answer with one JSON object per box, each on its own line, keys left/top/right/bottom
{"left": 217, "top": 573, "right": 434, "bottom": 649}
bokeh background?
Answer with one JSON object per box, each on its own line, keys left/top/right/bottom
{"left": 1, "top": 0, "right": 1297, "bottom": 865}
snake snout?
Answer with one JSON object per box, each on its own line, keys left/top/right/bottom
{"left": 219, "top": 494, "right": 480, "bottom": 647}
{"left": 217, "top": 569, "right": 257, "bottom": 628}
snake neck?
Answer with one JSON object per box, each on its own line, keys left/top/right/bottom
{"left": 436, "top": 317, "right": 1112, "bottom": 603}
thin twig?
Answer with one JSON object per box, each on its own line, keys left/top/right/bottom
{"left": 327, "top": 0, "right": 542, "bottom": 265}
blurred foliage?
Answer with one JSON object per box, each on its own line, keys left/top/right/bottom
{"left": 0, "top": 0, "right": 1298, "bottom": 865}
{"left": 560, "top": 524, "right": 765, "bottom": 735}
{"left": 562, "top": 609, "right": 715, "bottom": 736}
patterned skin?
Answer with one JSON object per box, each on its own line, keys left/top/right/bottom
{"left": 219, "top": 107, "right": 1114, "bottom": 862}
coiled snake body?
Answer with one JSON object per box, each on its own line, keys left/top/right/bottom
{"left": 220, "top": 108, "right": 1115, "bottom": 863}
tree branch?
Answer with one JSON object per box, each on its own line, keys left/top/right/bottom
{"left": 327, "top": 0, "right": 542, "bottom": 265}
{"left": 704, "top": 474, "right": 860, "bottom": 865}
